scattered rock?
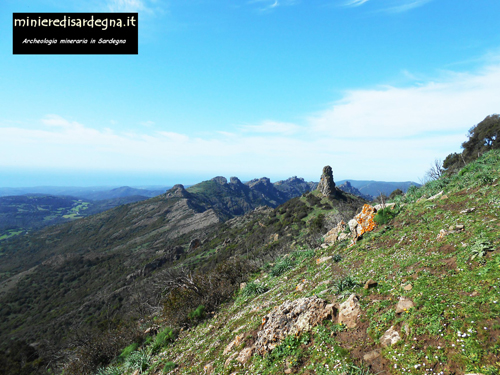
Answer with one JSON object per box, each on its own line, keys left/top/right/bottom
{"left": 316, "top": 256, "right": 332, "bottom": 265}
{"left": 338, "top": 294, "right": 361, "bottom": 328}
{"left": 364, "top": 279, "right": 377, "bottom": 289}
{"left": 317, "top": 166, "right": 336, "bottom": 197}
{"left": 285, "top": 369, "right": 293, "bottom": 374}
{"left": 403, "top": 284, "right": 413, "bottom": 291}
{"left": 440, "top": 194, "right": 448, "bottom": 200}
{"left": 363, "top": 349, "right": 381, "bottom": 361}
{"left": 323, "top": 221, "right": 346, "bottom": 244}
{"left": 236, "top": 347, "right": 254, "bottom": 364}
{"left": 224, "top": 352, "right": 238, "bottom": 367}
{"left": 396, "top": 297, "right": 415, "bottom": 313}
{"left": 338, "top": 232, "right": 349, "bottom": 241}
{"left": 270, "top": 233, "right": 279, "bottom": 242}
{"left": 437, "top": 229, "right": 448, "bottom": 240}
{"left": 428, "top": 191, "right": 444, "bottom": 200}
{"left": 240, "top": 282, "right": 247, "bottom": 290}
{"left": 380, "top": 326, "right": 401, "bottom": 347}
{"left": 203, "top": 362, "right": 214, "bottom": 374}
{"left": 461, "top": 208, "right": 476, "bottom": 214}
{"left": 254, "top": 296, "right": 335, "bottom": 355}
{"left": 223, "top": 335, "right": 243, "bottom": 355}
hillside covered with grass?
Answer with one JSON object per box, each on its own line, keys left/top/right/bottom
{"left": 61, "top": 149, "right": 500, "bottom": 375}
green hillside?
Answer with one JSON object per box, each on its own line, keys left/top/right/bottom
{"left": 57, "top": 150, "right": 500, "bottom": 375}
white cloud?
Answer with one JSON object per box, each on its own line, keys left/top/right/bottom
{"left": 344, "top": 0, "right": 370, "bottom": 7}
{"left": 1, "top": 63, "right": 499, "bottom": 182}
{"left": 342, "top": 0, "right": 433, "bottom": 12}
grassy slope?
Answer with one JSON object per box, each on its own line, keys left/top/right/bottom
{"left": 96, "top": 150, "right": 500, "bottom": 375}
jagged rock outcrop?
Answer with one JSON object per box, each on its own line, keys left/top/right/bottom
{"left": 274, "top": 176, "right": 317, "bottom": 197}
{"left": 165, "top": 184, "right": 190, "bottom": 199}
{"left": 316, "top": 166, "right": 336, "bottom": 197}
{"left": 141, "top": 256, "right": 168, "bottom": 276}
{"left": 254, "top": 296, "right": 335, "bottom": 355}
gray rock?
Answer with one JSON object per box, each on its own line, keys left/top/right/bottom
{"left": 395, "top": 297, "right": 415, "bottom": 313}
{"left": 380, "top": 326, "right": 401, "bottom": 347}
{"left": 316, "top": 166, "right": 336, "bottom": 197}
{"left": 338, "top": 293, "right": 361, "bottom": 328}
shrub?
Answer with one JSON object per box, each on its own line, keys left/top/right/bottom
{"left": 118, "top": 342, "right": 138, "bottom": 362}
{"left": 162, "top": 361, "right": 177, "bottom": 373}
{"left": 151, "top": 327, "right": 177, "bottom": 354}
{"left": 241, "top": 282, "right": 269, "bottom": 297}
{"left": 270, "top": 257, "right": 295, "bottom": 277}
{"left": 188, "top": 305, "right": 206, "bottom": 321}
{"left": 333, "top": 276, "right": 358, "bottom": 297}
{"left": 125, "top": 349, "right": 151, "bottom": 373}
{"left": 332, "top": 254, "right": 342, "bottom": 263}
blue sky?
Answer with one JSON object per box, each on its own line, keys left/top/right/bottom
{"left": 1, "top": 0, "right": 500, "bottom": 187}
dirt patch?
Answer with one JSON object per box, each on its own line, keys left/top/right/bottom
{"left": 438, "top": 244, "right": 457, "bottom": 254}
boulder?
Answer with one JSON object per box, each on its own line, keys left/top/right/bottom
{"left": 395, "top": 297, "right": 415, "bottom": 313}
{"left": 380, "top": 326, "right": 401, "bottom": 347}
{"left": 236, "top": 347, "right": 254, "bottom": 364}
{"left": 254, "top": 296, "right": 334, "bottom": 355}
{"left": 323, "top": 221, "right": 346, "bottom": 244}
{"left": 316, "top": 256, "right": 332, "bottom": 265}
{"left": 338, "top": 294, "right": 361, "bottom": 328}
{"left": 316, "top": 166, "right": 336, "bottom": 197}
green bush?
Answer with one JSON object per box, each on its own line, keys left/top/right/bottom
{"left": 270, "top": 257, "right": 295, "bottom": 277}
{"left": 125, "top": 349, "right": 151, "bottom": 373}
{"left": 151, "top": 327, "right": 177, "bottom": 354}
{"left": 118, "top": 342, "right": 138, "bottom": 362}
{"left": 162, "top": 361, "right": 177, "bottom": 373}
{"left": 241, "top": 282, "right": 269, "bottom": 297}
{"left": 333, "top": 276, "right": 358, "bottom": 297}
{"left": 188, "top": 305, "right": 206, "bottom": 321}
{"left": 373, "top": 207, "right": 398, "bottom": 225}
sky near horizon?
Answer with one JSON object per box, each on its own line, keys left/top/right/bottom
{"left": 1, "top": 0, "right": 500, "bottom": 187}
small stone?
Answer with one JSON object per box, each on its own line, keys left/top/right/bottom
{"left": 203, "top": 363, "right": 214, "bottom": 374}
{"left": 295, "top": 283, "right": 304, "bottom": 292}
{"left": 363, "top": 349, "right": 381, "bottom": 361}
{"left": 316, "top": 256, "right": 332, "bottom": 265}
{"left": 240, "top": 282, "right": 247, "bottom": 290}
{"left": 455, "top": 224, "right": 465, "bottom": 230}
{"left": 364, "top": 279, "right": 377, "bottom": 289}
{"left": 285, "top": 369, "right": 293, "bottom": 374}
{"left": 460, "top": 208, "right": 475, "bottom": 214}
{"left": 396, "top": 297, "right": 415, "bottom": 313}
{"left": 403, "top": 284, "right": 413, "bottom": 291}
{"left": 223, "top": 335, "right": 243, "bottom": 355}
{"left": 380, "top": 326, "right": 401, "bottom": 347}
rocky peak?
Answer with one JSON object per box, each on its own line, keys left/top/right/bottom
{"left": 317, "top": 166, "right": 336, "bottom": 197}
{"left": 212, "top": 176, "right": 228, "bottom": 185}
{"left": 246, "top": 177, "right": 272, "bottom": 188}
{"left": 229, "top": 177, "right": 242, "bottom": 185}
{"left": 165, "top": 184, "right": 190, "bottom": 199}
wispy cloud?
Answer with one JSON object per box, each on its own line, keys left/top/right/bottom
{"left": 344, "top": 0, "right": 370, "bottom": 7}
{"left": 2, "top": 62, "right": 499, "bottom": 181}
{"left": 385, "top": 0, "right": 433, "bottom": 13}
{"left": 342, "top": 0, "right": 433, "bottom": 12}
{"left": 249, "top": 0, "right": 298, "bottom": 12}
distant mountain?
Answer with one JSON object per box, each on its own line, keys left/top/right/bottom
{"left": 337, "top": 181, "right": 373, "bottom": 201}
{"left": 273, "top": 176, "right": 317, "bottom": 197}
{"left": 336, "top": 179, "right": 419, "bottom": 198}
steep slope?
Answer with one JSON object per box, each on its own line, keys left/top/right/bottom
{"left": 71, "top": 151, "right": 500, "bottom": 375}
{"left": 0, "top": 173, "right": 336, "bottom": 367}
